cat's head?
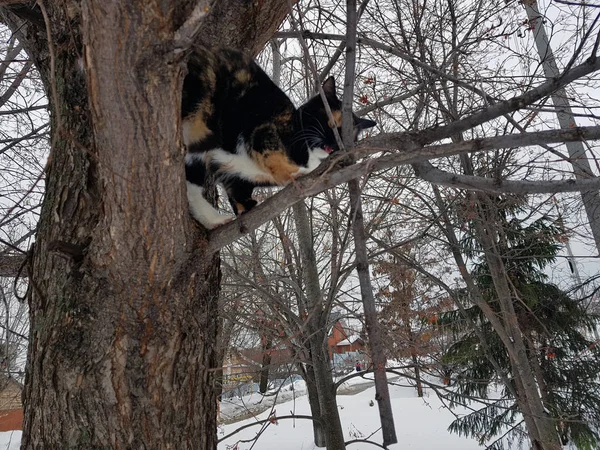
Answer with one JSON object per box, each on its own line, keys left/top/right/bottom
{"left": 291, "top": 77, "right": 376, "bottom": 170}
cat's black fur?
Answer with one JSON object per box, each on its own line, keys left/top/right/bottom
{"left": 182, "top": 47, "right": 376, "bottom": 229}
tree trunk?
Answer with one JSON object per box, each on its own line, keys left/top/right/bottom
{"left": 294, "top": 201, "right": 346, "bottom": 450}
{"left": 299, "top": 361, "right": 327, "bottom": 447}
{"left": 310, "top": 332, "right": 346, "bottom": 450}
{"left": 474, "top": 197, "right": 562, "bottom": 450}
{"left": 259, "top": 337, "right": 272, "bottom": 394}
{"left": 408, "top": 337, "right": 423, "bottom": 398}
{"left": 0, "top": 1, "right": 293, "bottom": 448}
{"left": 16, "top": 2, "right": 220, "bottom": 448}
{"left": 348, "top": 180, "right": 397, "bottom": 446}
{"left": 412, "top": 354, "right": 423, "bottom": 398}
{"left": 433, "top": 183, "right": 560, "bottom": 450}
{"left": 342, "top": 1, "right": 396, "bottom": 442}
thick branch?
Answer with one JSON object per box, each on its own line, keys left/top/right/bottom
{"left": 413, "top": 160, "right": 600, "bottom": 194}
{"left": 173, "top": 0, "right": 211, "bottom": 52}
{"left": 218, "top": 414, "right": 320, "bottom": 444}
{"left": 368, "top": 57, "right": 600, "bottom": 147}
{"left": 197, "top": 0, "right": 292, "bottom": 55}
{"left": 3, "top": 127, "right": 598, "bottom": 273}
{"left": 206, "top": 126, "right": 600, "bottom": 253}
{"left": 0, "top": 4, "right": 44, "bottom": 31}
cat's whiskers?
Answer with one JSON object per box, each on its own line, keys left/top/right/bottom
{"left": 291, "top": 133, "right": 323, "bottom": 147}
{"left": 291, "top": 126, "right": 325, "bottom": 148}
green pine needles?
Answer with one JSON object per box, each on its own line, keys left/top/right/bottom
{"left": 440, "top": 197, "right": 600, "bottom": 450}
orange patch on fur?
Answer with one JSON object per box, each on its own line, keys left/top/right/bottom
{"left": 254, "top": 151, "right": 300, "bottom": 185}
{"left": 235, "top": 202, "right": 246, "bottom": 214}
{"left": 185, "top": 115, "right": 211, "bottom": 142}
{"left": 328, "top": 110, "right": 343, "bottom": 128}
{"left": 235, "top": 69, "right": 251, "bottom": 84}
{"left": 184, "top": 99, "right": 213, "bottom": 142}
{"left": 274, "top": 109, "right": 294, "bottom": 124}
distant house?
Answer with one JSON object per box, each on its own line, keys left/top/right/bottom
{"left": 222, "top": 351, "right": 258, "bottom": 385}
{"left": 223, "top": 346, "right": 293, "bottom": 381}
{"left": 335, "top": 334, "right": 364, "bottom": 354}
{"left": 221, "top": 316, "right": 366, "bottom": 392}
{"left": 221, "top": 345, "right": 295, "bottom": 398}
{"left": 0, "top": 376, "right": 23, "bottom": 431}
{"left": 327, "top": 319, "right": 364, "bottom": 359}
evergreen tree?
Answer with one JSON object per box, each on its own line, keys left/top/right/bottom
{"left": 441, "top": 196, "right": 600, "bottom": 450}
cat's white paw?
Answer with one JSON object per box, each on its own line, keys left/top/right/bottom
{"left": 186, "top": 182, "right": 235, "bottom": 230}
{"left": 203, "top": 214, "right": 235, "bottom": 230}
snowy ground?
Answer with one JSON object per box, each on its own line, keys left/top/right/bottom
{"left": 220, "top": 371, "right": 386, "bottom": 424}
{"left": 0, "top": 377, "right": 484, "bottom": 450}
{"left": 219, "top": 374, "right": 483, "bottom": 449}
{"left": 0, "top": 431, "right": 20, "bottom": 450}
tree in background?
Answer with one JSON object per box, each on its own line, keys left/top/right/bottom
{"left": 441, "top": 195, "right": 600, "bottom": 450}
{"left": 373, "top": 248, "right": 453, "bottom": 397}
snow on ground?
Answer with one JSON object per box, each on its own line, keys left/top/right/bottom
{"left": 0, "top": 431, "right": 21, "bottom": 450}
{"left": 219, "top": 381, "right": 483, "bottom": 450}
{"left": 219, "top": 371, "right": 399, "bottom": 424}
{"left": 0, "top": 381, "right": 483, "bottom": 449}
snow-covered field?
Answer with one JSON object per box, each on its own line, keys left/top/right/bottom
{"left": 0, "top": 431, "right": 20, "bottom": 450}
{"left": 0, "top": 378, "right": 483, "bottom": 449}
{"left": 218, "top": 378, "right": 482, "bottom": 449}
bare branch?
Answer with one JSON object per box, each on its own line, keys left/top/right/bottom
{"left": 413, "top": 161, "right": 600, "bottom": 194}
{"left": 275, "top": 30, "right": 505, "bottom": 102}
{"left": 0, "top": 122, "right": 48, "bottom": 156}
{"left": 173, "top": 1, "right": 211, "bottom": 52}
{"left": 0, "top": 103, "right": 47, "bottom": 115}
{"left": 207, "top": 126, "right": 600, "bottom": 253}
{"left": 218, "top": 414, "right": 320, "bottom": 443}
{"left": 0, "top": 59, "right": 32, "bottom": 107}
{"left": 345, "top": 438, "right": 389, "bottom": 448}
{"left": 367, "top": 56, "right": 600, "bottom": 147}
{"left": 276, "top": 30, "right": 600, "bottom": 136}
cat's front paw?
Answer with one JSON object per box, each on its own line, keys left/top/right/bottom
{"left": 201, "top": 214, "right": 235, "bottom": 230}
{"left": 238, "top": 199, "right": 258, "bottom": 215}
{"left": 187, "top": 182, "right": 236, "bottom": 229}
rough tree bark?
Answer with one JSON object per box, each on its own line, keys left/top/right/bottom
{"left": 0, "top": 1, "right": 291, "bottom": 448}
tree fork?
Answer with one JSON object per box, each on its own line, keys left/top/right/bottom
{"left": 0, "top": 0, "right": 294, "bottom": 448}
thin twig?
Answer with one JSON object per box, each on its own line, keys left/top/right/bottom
{"left": 36, "top": 0, "right": 60, "bottom": 132}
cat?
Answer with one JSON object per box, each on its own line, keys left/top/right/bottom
{"left": 182, "top": 47, "right": 376, "bottom": 229}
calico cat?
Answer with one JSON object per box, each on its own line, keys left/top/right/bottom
{"left": 182, "top": 47, "right": 376, "bottom": 229}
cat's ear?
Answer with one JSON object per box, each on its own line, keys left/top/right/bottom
{"left": 322, "top": 76, "right": 337, "bottom": 97}
{"left": 353, "top": 114, "right": 377, "bottom": 131}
